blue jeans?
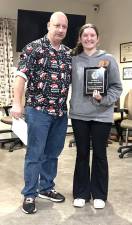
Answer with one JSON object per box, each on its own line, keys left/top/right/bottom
{"left": 21, "top": 106, "right": 68, "bottom": 198}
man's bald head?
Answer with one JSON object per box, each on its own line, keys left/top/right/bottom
{"left": 50, "top": 12, "right": 68, "bottom": 24}
{"left": 47, "top": 11, "right": 68, "bottom": 48}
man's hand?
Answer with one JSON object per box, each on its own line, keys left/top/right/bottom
{"left": 10, "top": 104, "right": 23, "bottom": 119}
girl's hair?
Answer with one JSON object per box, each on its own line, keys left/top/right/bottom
{"left": 71, "top": 23, "right": 99, "bottom": 56}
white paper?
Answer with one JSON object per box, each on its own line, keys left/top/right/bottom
{"left": 12, "top": 118, "right": 27, "bottom": 145}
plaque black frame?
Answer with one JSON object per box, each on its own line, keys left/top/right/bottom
{"left": 84, "top": 67, "right": 108, "bottom": 95}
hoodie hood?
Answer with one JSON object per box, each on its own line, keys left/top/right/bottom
{"left": 80, "top": 50, "right": 106, "bottom": 58}
{"left": 72, "top": 49, "right": 113, "bottom": 71}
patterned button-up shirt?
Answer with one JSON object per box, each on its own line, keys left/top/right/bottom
{"left": 17, "top": 35, "right": 72, "bottom": 117}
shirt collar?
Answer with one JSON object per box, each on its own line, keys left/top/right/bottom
{"left": 44, "top": 34, "right": 64, "bottom": 51}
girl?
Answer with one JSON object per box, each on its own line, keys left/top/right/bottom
{"left": 69, "top": 24, "right": 122, "bottom": 208}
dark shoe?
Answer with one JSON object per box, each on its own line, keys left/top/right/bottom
{"left": 22, "top": 197, "right": 37, "bottom": 214}
{"left": 38, "top": 189, "right": 65, "bottom": 203}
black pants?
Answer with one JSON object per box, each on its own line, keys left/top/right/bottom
{"left": 71, "top": 119, "right": 112, "bottom": 201}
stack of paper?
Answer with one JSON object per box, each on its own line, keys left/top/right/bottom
{"left": 12, "top": 118, "right": 27, "bottom": 145}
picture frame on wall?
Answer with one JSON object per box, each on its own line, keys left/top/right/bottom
{"left": 120, "top": 42, "right": 132, "bottom": 63}
{"left": 123, "top": 67, "right": 132, "bottom": 80}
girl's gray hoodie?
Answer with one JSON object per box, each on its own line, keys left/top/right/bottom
{"left": 69, "top": 50, "right": 123, "bottom": 123}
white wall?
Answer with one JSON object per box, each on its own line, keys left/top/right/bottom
{"left": 0, "top": 0, "right": 93, "bottom": 18}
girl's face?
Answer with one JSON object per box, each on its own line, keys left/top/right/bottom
{"left": 79, "top": 27, "right": 99, "bottom": 51}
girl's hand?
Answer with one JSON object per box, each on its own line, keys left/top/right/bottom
{"left": 93, "top": 90, "right": 102, "bottom": 101}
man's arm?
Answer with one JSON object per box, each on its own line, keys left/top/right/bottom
{"left": 11, "top": 76, "right": 26, "bottom": 119}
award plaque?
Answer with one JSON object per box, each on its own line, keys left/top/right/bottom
{"left": 84, "top": 67, "right": 108, "bottom": 95}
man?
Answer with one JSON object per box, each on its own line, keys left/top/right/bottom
{"left": 11, "top": 11, "right": 72, "bottom": 214}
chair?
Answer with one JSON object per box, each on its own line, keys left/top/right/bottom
{"left": 113, "top": 107, "right": 128, "bottom": 145}
{"left": 0, "top": 106, "right": 23, "bottom": 152}
{"left": 111, "top": 100, "right": 123, "bottom": 143}
{"left": 118, "top": 89, "right": 132, "bottom": 158}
